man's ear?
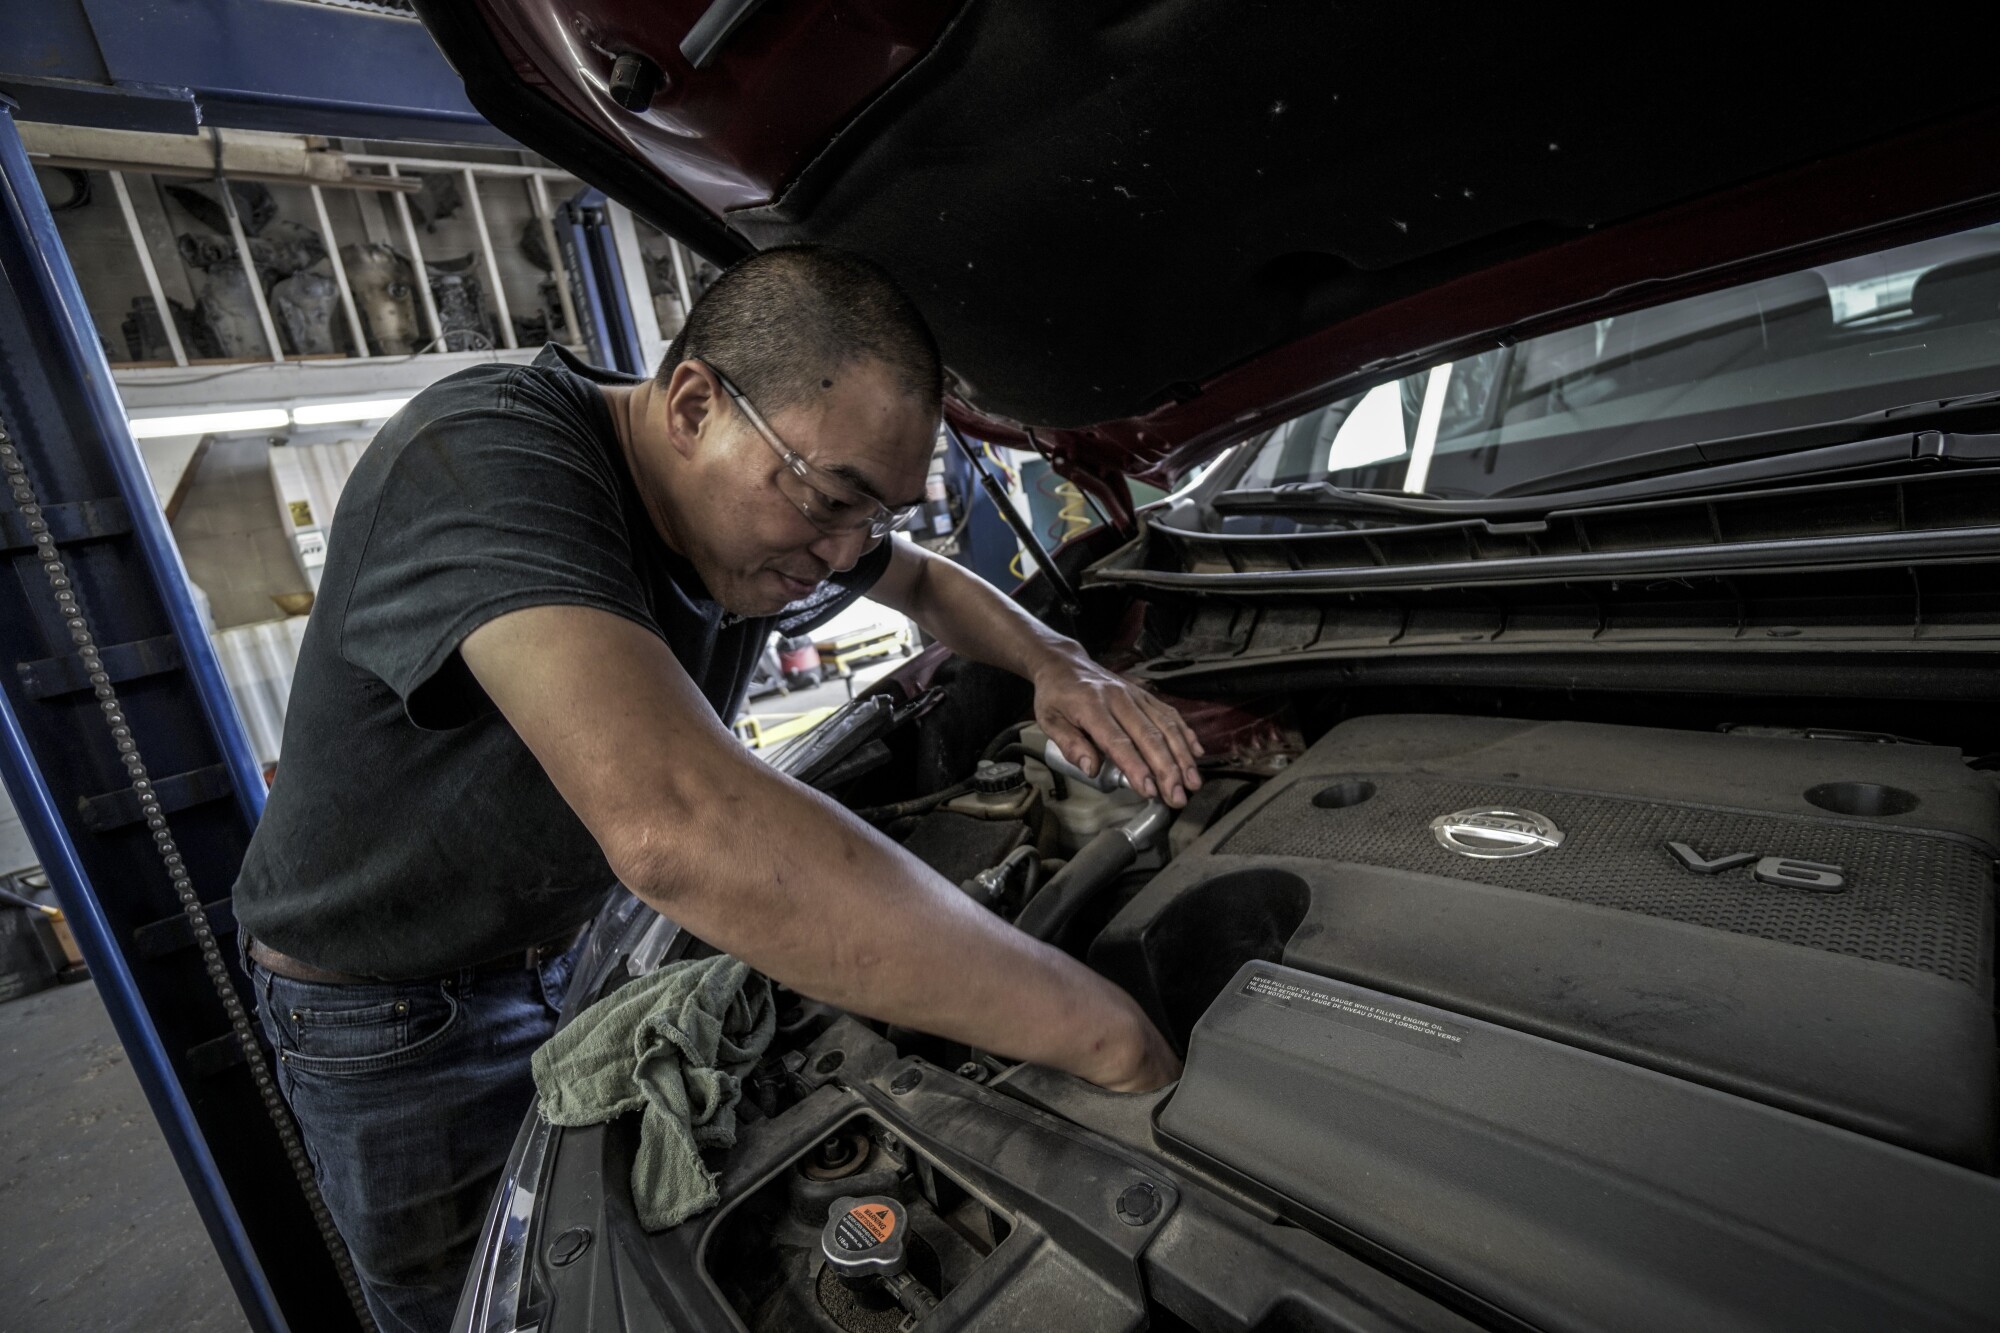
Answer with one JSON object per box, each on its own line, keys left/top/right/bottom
{"left": 660, "top": 360, "right": 717, "bottom": 462}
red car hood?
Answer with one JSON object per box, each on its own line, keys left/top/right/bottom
{"left": 415, "top": 1, "right": 2000, "bottom": 518}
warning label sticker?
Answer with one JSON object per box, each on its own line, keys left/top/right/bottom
{"left": 834, "top": 1202, "right": 897, "bottom": 1251}
{"left": 1241, "top": 972, "right": 1469, "bottom": 1058}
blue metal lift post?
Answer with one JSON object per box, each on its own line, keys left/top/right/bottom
{"left": 558, "top": 187, "right": 649, "bottom": 376}
{"left": 0, "top": 100, "right": 360, "bottom": 1332}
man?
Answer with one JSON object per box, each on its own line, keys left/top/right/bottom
{"left": 234, "top": 245, "right": 1195, "bottom": 1332}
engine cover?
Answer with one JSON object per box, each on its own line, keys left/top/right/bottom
{"left": 1094, "top": 714, "right": 1999, "bottom": 1165}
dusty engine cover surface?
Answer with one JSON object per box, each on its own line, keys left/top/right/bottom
{"left": 1157, "top": 961, "right": 2000, "bottom": 1333}
{"left": 1094, "top": 715, "right": 1999, "bottom": 1165}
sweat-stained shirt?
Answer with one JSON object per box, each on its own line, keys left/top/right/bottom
{"left": 233, "top": 344, "right": 889, "bottom": 978}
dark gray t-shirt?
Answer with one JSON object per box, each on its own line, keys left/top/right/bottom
{"left": 233, "top": 344, "right": 888, "bottom": 978}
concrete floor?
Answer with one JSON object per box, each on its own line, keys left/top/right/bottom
{"left": 0, "top": 981, "right": 250, "bottom": 1333}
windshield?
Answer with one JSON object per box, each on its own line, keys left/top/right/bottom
{"left": 1232, "top": 221, "right": 2000, "bottom": 499}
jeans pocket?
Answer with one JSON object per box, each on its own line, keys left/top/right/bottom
{"left": 274, "top": 982, "right": 463, "bottom": 1078}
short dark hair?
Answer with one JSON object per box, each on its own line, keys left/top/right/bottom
{"left": 662, "top": 244, "right": 942, "bottom": 419}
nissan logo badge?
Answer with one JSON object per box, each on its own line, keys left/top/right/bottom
{"left": 1431, "top": 808, "right": 1565, "bottom": 859}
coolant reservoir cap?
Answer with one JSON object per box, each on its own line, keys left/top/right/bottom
{"left": 820, "top": 1194, "right": 907, "bottom": 1277}
{"left": 973, "top": 760, "right": 1026, "bottom": 793}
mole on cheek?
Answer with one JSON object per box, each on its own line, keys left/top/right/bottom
{"left": 821, "top": 379, "right": 833, "bottom": 390}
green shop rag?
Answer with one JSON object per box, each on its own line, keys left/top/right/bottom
{"left": 532, "top": 954, "right": 775, "bottom": 1230}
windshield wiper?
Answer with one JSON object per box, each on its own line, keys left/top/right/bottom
{"left": 1490, "top": 392, "right": 2000, "bottom": 499}
{"left": 1210, "top": 481, "right": 1449, "bottom": 518}
{"left": 1213, "top": 396, "right": 2000, "bottom": 521}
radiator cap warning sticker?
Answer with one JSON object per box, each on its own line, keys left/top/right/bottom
{"left": 1242, "top": 971, "right": 1470, "bottom": 1057}
{"left": 836, "top": 1201, "right": 897, "bottom": 1249}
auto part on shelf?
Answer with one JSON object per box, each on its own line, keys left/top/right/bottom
{"left": 270, "top": 269, "right": 342, "bottom": 356}
{"left": 426, "top": 252, "right": 495, "bottom": 351}
{"left": 188, "top": 259, "right": 266, "bottom": 360}
{"left": 166, "top": 179, "right": 276, "bottom": 236}
{"left": 407, "top": 171, "right": 464, "bottom": 228}
{"left": 1095, "top": 714, "right": 1999, "bottom": 1165}
{"left": 248, "top": 220, "right": 330, "bottom": 283}
{"left": 341, "top": 242, "right": 421, "bottom": 355}
{"left": 119, "top": 294, "right": 186, "bottom": 363}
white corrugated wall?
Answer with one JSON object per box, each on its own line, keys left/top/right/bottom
{"left": 212, "top": 616, "right": 313, "bottom": 768}
{"left": 266, "top": 438, "right": 370, "bottom": 589}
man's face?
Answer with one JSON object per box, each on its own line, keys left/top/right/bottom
{"left": 655, "top": 358, "right": 934, "bottom": 617}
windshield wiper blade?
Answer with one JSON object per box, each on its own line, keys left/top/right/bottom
{"left": 1211, "top": 481, "right": 1448, "bottom": 515}
{"left": 1491, "top": 392, "right": 2000, "bottom": 499}
{"left": 1210, "top": 428, "right": 2000, "bottom": 526}
{"left": 1206, "top": 396, "right": 2000, "bottom": 524}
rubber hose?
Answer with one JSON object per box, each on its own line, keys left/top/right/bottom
{"left": 1012, "top": 825, "right": 1141, "bottom": 942}
{"left": 853, "top": 780, "right": 974, "bottom": 824}
{"left": 981, "top": 720, "right": 1032, "bottom": 763}
{"left": 996, "top": 743, "right": 1065, "bottom": 799}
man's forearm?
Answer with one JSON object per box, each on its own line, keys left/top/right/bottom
{"left": 622, "top": 743, "right": 1169, "bottom": 1086}
{"left": 876, "top": 540, "right": 1204, "bottom": 804}
{"left": 888, "top": 543, "right": 1086, "bottom": 683}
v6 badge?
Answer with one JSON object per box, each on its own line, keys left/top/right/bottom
{"left": 1667, "top": 841, "right": 1847, "bottom": 892}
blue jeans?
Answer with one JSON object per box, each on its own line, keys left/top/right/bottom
{"left": 249, "top": 941, "right": 581, "bottom": 1333}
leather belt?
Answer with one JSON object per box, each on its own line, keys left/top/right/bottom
{"left": 247, "top": 928, "right": 584, "bottom": 986}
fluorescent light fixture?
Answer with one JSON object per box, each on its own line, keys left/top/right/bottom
{"left": 128, "top": 409, "right": 290, "bottom": 439}
{"left": 290, "top": 397, "right": 411, "bottom": 426}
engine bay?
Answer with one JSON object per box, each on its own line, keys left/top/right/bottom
{"left": 504, "top": 668, "right": 2000, "bottom": 1333}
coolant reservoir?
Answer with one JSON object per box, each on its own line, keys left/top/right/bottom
{"left": 943, "top": 761, "right": 1041, "bottom": 821}
{"left": 1020, "top": 725, "right": 1148, "bottom": 852}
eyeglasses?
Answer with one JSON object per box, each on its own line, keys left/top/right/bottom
{"left": 697, "top": 359, "right": 920, "bottom": 541}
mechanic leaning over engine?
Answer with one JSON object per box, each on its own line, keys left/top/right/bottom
{"left": 229, "top": 244, "right": 1195, "bottom": 1332}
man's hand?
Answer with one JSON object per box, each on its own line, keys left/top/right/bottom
{"left": 1032, "top": 649, "right": 1204, "bottom": 807}
{"left": 1087, "top": 1005, "right": 1185, "bottom": 1092}
{"left": 871, "top": 543, "right": 1206, "bottom": 807}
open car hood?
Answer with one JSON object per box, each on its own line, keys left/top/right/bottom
{"left": 414, "top": 1, "right": 2000, "bottom": 513}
